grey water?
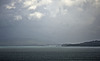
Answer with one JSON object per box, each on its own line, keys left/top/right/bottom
{"left": 0, "top": 46, "right": 100, "bottom": 61}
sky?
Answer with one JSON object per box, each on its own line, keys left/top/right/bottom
{"left": 0, "top": 0, "right": 100, "bottom": 45}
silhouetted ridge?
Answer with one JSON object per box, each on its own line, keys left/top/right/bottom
{"left": 62, "top": 40, "right": 100, "bottom": 46}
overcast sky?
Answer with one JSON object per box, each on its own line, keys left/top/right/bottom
{"left": 0, "top": 0, "right": 100, "bottom": 45}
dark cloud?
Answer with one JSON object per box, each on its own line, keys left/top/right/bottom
{"left": 0, "top": 0, "right": 100, "bottom": 45}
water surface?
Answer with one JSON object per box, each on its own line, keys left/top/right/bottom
{"left": 0, "top": 46, "right": 100, "bottom": 61}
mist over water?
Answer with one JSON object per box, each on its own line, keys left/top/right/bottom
{"left": 0, "top": 0, "right": 100, "bottom": 61}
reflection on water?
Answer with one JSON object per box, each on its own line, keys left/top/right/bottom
{"left": 0, "top": 46, "right": 100, "bottom": 61}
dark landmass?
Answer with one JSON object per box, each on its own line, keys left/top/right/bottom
{"left": 1, "top": 40, "right": 100, "bottom": 47}
{"left": 62, "top": 40, "right": 100, "bottom": 47}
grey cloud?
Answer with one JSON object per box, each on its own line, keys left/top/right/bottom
{"left": 0, "top": 0, "right": 100, "bottom": 45}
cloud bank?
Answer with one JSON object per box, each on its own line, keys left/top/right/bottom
{"left": 0, "top": 0, "right": 100, "bottom": 44}
{"left": 4, "top": 0, "right": 100, "bottom": 20}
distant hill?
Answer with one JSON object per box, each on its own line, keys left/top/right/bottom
{"left": 62, "top": 40, "right": 100, "bottom": 47}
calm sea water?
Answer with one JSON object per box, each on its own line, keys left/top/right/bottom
{"left": 0, "top": 46, "right": 100, "bottom": 61}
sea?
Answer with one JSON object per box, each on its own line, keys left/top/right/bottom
{"left": 0, "top": 46, "right": 100, "bottom": 61}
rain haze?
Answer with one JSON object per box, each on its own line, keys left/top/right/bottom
{"left": 0, "top": 0, "right": 100, "bottom": 45}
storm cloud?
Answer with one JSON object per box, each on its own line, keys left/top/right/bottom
{"left": 0, "top": 0, "right": 100, "bottom": 45}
